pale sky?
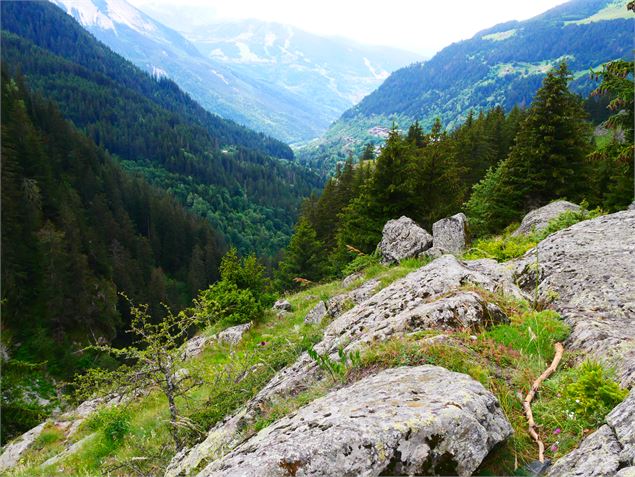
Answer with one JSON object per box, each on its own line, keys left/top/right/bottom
{"left": 128, "top": 0, "right": 569, "bottom": 55}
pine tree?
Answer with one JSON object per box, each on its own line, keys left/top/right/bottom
{"left": 276, "top": 219, "right": 326, "bottom": 290}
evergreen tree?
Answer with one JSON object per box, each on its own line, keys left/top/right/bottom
{"left": 276, "top": 219, "right": 326, "bottom": 290}
{"left": 466, "top": 63, "right": 592, "bottom": 235}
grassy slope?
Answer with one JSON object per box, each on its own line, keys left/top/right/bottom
{"left": 8, "top": 215, "right": 627, "bottom": 475}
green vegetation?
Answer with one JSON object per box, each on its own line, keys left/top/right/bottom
{"left": 301, "top": 0, "right": 632, "bottom": 173}
{"left": 197, "top": 248, "right": 274, "bottom": 327}
{"left": 282, "top": 60, "right": 632, "bottom": 290}
{"left": 0, "top": 68, "right": 226, "bottom": 442}
{"left": 464, "top": 205, "right": 604, "bottom": 261}
{"left": 0, "top": 2, "right": 322, "bottom": 257}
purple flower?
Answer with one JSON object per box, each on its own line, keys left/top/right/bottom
{"left": 551, "top": 444, "right": 558, "bottom": 453}
{"left": 553, "top": 428, "right": 561, "bottom": 435}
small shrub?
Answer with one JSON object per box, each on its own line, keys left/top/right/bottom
{"left": 533, "top": 205, "right": 603, "bottom": 241}
{"left": 565, "top": 361, "right": 628, "bottom": 424}
{"left": 342, "top": 253, "right": 379, "bottom": 276}
{"left": 198, "top": 281, "right": 263, "bottom": 326}
{"left": 463, "top": 231, "right": 537, "bottom": 261}
{"left": 307, "top": 346, "right": 361, "bottom": 380}
{"left": 85, "top": 405, "right": 131, "bottom": 444}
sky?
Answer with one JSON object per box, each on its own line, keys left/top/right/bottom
{"left": 128, "top": 0, "right": 569, "bottom": 56}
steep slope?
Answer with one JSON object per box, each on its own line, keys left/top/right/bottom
{"left": 1, "top": 1, "right": 321, "bottom": 256}
{"left": 299, "top": 0, "right": 633, "bottom": 171}
{"left": 181, "top": 20, "right": 422, "bottom": 143}
{"left": 0, "top": 67, "right": 225, "bottom": 441}
{"left": 46, "top": 0, "right": 416, "bottom": 143}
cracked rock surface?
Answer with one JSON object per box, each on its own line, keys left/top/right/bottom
{"left": 166, "top": 256, "right": 519, "bottom": 476}
{"left": 197, "top": 366, "right": 512, "bottom": 477}
{"left": 514, "top": 210, "right": 635, "bottom": 386}
{"left": 378, "top": 216, "right": 433, "bottom": 264}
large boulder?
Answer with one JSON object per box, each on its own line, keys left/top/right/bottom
{"left": 272, "top": 299, "right": 292, "bottom": 312}
{"left": 197, "top": 366, "right": 512, "bottom": 477}
{"left": 217, "top": 323, "right": 252, "bottom": 346}
{"left": 514, "top": 210, "right": 635, "bottom": 386}
{"left": 0, "top": 423, "right": 46, "bottom": 472}
{"left": 512, "top": 200, "right": 581, "bottom": 236}
{"left": 166, "top": 256, "right": 521, "bottom": 477}
{"left": 432, "top": 212, "right": 469, "bottom": 253}
{"left": 378, "top": 216, "right": 432, "bottom": 264}
{"left": 326, "top": 278, "right": 380, "bottom": 319}
{"left": 547, "top": 388, "right": 635, "bottom": 477}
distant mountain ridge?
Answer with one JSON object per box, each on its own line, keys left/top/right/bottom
{"left": 298, "top": 0, "right": 633, "bottom": 172}
{"left": 182, "top": 19, "right": 422, "bottom": 140}
{"left": 2, "top": 1, "right": 321, "bottom": 256}
{"left": 48, "top": 0, "right": 420, "bottom": 143}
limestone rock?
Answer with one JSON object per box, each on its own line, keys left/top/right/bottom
{"left": 182, "top": 335, "right": 211, "bottom": 359}
{"left": 546, "top": 425, "right": 622, "bottom": 477}
{"left": 616, "top": 467, "right": 635, "bottom": 477}
{"left": 378, "top": 216, "right": 432, "bottom": 264}
{"left": 420, "top": 246, "right": 449, "bottom": 260}
{"left": 341, "top": 272, "right": 363, "bottom": 288}
{"left": 217, "top": 323, "right": 252, "bottom": 346}
{"left": 166, "top": 256, "right": 521, "bottom": 476}
{"left": 272, "top": 299, "right": 292, "bottom": 312}
{"left": 512, "top": 200, "right": 581, "bottom": 236}
{"left": 0, "top": 423, "right": 46, "bottom": 472}
{"left": 432, "top": 212, "right": 469, "bottom": 253}
{"left": 326, "top": 278, "right": 380, "bottom": 319}
{"left": 197, "top": 366, "right": 512, "bottom": 477}
{"left": 513, "top": 210, "right": 635, "bottom": 386}
{"left": 304, "top": 301, "right": 328, "bottom": 325}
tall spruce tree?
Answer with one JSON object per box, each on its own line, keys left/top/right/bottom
{"left": 466, "top": 62, "right": 592, "bottom": 235}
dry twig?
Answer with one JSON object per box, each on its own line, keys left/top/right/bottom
{"left": 523, "top": 342, "right": 565, "bottom": 462}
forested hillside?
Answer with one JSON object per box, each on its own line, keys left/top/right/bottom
{"left": 1, "top": 1, "right": 321, "bottom": 256}
{"left": 299, "top": 0, "right": 633, "bottom": 172}
{"left": 0, "top": 68, "right": 227, "bottom": 440}
{"left": 278, "top": 61, "right": 633, "bottom": 285}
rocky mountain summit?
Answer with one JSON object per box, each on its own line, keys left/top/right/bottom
{"left": 3, "top": 206, "right": 634, "bottom": 476}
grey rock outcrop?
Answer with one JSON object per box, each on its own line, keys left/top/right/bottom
{"left": 341, "top": 272, "right": 363, "bottom": 288}
{"left": 512, "top": 200, "right": 581, "bottom": 236}
{"left": 166, "top": 255, "right": 521, "bottom": 476}
{"left": 304, "top": 301, "right": 328, "bottom": 325}
{"left": 326, "top": 278, "right": 381, "bottom": 319}
{"left": 378, "top": 216, "right": 432, "bottom": 264}
{"left": 514, "top": 210, "right": 635, "bottom": 386}
{"left": 197, "top": 366, "right": 512, "bottom": 477}
{"left": 217, "top": 323, "right": 252, "bottom": 345}
{"left": 0, "top": 423, "right": 47, "bottom": 472}
{"left": 420, "top": 245, "right": 449, "bottom": 260}
{"left": 182, "top": 335, "right": 211, "bottom": 359}
{"left": 546, "top": 388, "right": 635, "bottom": 477}
{"left": 272, "top": 299, "right": 292, "bottom": 312}
{"left": 432, "top": 212, "right": 469, "bottom": 253}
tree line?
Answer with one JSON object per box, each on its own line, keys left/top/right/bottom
{"left": 276, "top": 61, "right": 634, "bottom": 289}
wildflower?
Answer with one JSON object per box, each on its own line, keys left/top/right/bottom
{"left": 553, "top": 428, "right": 561, "bottom": 435}
{"left": 551, "top": 444, "right": 558, "bottom": 452}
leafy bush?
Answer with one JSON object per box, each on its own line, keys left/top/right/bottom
{"left": 463, "top": 228, "right": 537, "bottom": 261}
{"left": 85, "top": 406, "right": 131, "bottom": 444}
{"left": 198, "top": 281, "right": 263, "bottom": 326}
{"left": 307, "top": 347, "right": 361, "bottom": 380}
{"left": 565, "top": 361, "right": 628, "bottom": 424}
{"left": 533, "top": 205, "right": 602, "bottom": 241}
{"left": 196, "top": 248, "right": 273, "bottom": 326}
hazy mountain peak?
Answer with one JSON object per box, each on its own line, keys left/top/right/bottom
{"left": 52, "top": 0, "right": 156, "bottom": 35}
